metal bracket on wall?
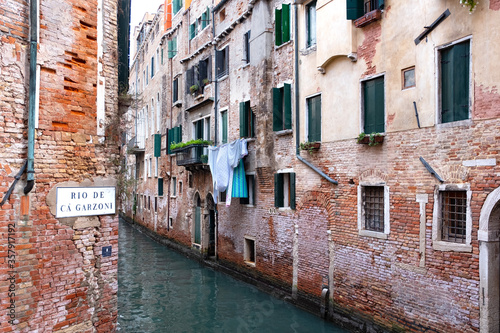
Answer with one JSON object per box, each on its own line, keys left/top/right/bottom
{"left": 419, "top": 157, "right": 444, "bottom": 183}
{"left": 0, "top": 161, "right": 28, "bottom": 207}
{"left": 414, "top": 9, "right": 451, "bottom": 45}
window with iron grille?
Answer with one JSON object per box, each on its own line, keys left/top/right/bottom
{"left": 440, "top": 191, "right": 467, "bottom": 243}
{"left": 363, "top": 186, "right": 384, "bottom": 232}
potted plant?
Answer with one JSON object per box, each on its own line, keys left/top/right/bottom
{"left": 299, "top": 141, "right": 321, "bottom": 154}
{"left": 202, "top": 78, "right": 210, "bottom": 86}
{"left": 460, "top": 0, "right": 478, "bottom": 12}
{"left": 357, "top": 132, "right": 384, "bottom": 146}
{"left": 189, "top": 84, "right": 199, "bottom": 95}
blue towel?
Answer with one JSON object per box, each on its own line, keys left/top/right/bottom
{"left": 231, "top": 160, "right": 248, "bottom": 198}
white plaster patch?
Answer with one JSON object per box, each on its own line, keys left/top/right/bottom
{"left": 462, "top": 158, "right": 496, "bottom": 167}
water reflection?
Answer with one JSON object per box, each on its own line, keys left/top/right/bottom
{"left": 118, "top": 220, "right": 347, "bottom": 333}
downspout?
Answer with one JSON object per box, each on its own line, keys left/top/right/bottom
{"left": 167, "top": 54, "right": 173, "bottom": 232}
{"left": 212, "top": 6, "right": 218, "bottom": 260}
{"left": 293, "top": 4, "right": 337, "bottom": 185}
{"left": 25, "top": 0, "right": 39, "bottom": 194}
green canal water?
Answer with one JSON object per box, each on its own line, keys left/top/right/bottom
{"left": 118, "top": 220, "right": 348, "bottom": 333}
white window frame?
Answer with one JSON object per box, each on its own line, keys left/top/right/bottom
{"left": 219, "top": 107, "right": 228, "bottom": 144}
{"left": 432, "top": 183, "right": 472, "bottom": 252}
{"left": 277, "top": 168, "right": 293, "bottom": 210}
{"left": 155, "top": 157, "right": 158, "bottom": 178}
{"left": 172, "top": 177, "right": 177, "bottom": 197}
{"left": 148, "top": 157, "right": 152, "bottom": 178}
{"left": 357, "top": 182, "right": 390, "bottom": 239}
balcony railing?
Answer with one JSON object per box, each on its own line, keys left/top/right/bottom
{"left": 171, "top": 144, "right": 209, "bottom": 167}
{"left": 127, "top": 135, "right": 145, "bottom": 154}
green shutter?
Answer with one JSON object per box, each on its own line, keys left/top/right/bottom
{"left": 284, "top": 83, "right": 292, "bottom": 129}
{"left": 177, "top": 125, "right": 182, "bottom": 143}
{"left": 248, "top": 101, "right": 254, "bottom": 137}
{"left": 364, "top": 77, "right": 384, "bottom": 133}
{"left": 167, "top": 128, "right": 174, "bottom": 154}
{"left": 273, "top": 87, "right": 283, "bottom": 131}
{"left": 161, "top": 48, "right": 164, "bottom": 64}
{"left": 158, "top": 178, "right": 164, "bottom": 196}
{"left": 274, "top": 173, "right": 284, "bottom": 208}
{"left": 154, "top": 133, "right": 161, "bottom": 157}
{"left": 290, "top": 172, "right": 296, "bottom": 210}
{"left": 240, "top": 102, "right": 248, "bottom": 138}
{"left": 189, "top": 23, "right": 195, "bottom": 40}
{"left": 441, "top": 41, "right": 469, "bottom": 123}
{"left": 282, "top": 4, "right": 290, "bottom": 43}
{"left": 275, "top": 8, "right": 282, "bottom": 46}
{"left": 222, "top": 111, "right": 228, "bottom": 143}
{"left": 346, "top": 0, "right": 364, "bottom": 20}
{"left": 307, "top": 96, "right": 321, "bottom": 142}
{"left": 195, "top": 206, "right": 201, "bottom": 244}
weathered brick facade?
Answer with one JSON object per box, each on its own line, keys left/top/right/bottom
{"left": 123, "top": 0, "right": 500, "bottom": 332}
{"left": 0, "top": 0, "right": 120, "bottom": 331}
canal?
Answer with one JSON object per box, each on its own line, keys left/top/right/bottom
{"left": 117, "top": 220, "right": 348, "bottom": 332}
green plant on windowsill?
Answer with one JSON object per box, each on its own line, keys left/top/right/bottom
{"left": 357, "top": 132, "right": 384, "bottom": 146}
{"left": 460, "top": 0, "right": 478, "bottom": 12}
{"left": 200, "top": 154, "right": 208, "bottom": 164}
{"left": 202, "top": 78, "right": 210, "bottom": 86}
{"left": 299, "top": 141, "right": 321, "bottom": 155}
{"left": 190, "top": 84, "right": 199, "bottom": 94}
{"left": 170, "top": 139, "right": 213, "bottom": 151}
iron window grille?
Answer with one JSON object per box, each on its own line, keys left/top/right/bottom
{"left": 363, "top": 186, "right": 384, "bottom": 232}
{"left": 441, "top": 191, "right": 467, "bottom": 243}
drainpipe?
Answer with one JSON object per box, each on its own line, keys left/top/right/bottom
{"left": 212, "top": 7, "right": 219, "bottom": 260}
{"left": 25, "top": 0, "right": 39, "bottom": 194}
{"left": 293, "top": 4, "right": 337, "bottom": 185}
{"left": 167, "top": 54, "right": 173, "bottom": 232}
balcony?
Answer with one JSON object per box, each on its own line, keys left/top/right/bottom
{"left": 171, "top": 144, "right": 209, "bottom": 169}
{"left": 127, "top": 135, "right": 145, "bottom": 154}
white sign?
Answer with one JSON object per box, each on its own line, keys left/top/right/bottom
{"left": 56, "top": 187, "right": 116, "bottom": 218}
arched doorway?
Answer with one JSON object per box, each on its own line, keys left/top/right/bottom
{"left": 206, "top": 194, "right": 216, "bottom": 258}
{"left": 479, "top": 187, "right": 500, "bottom": 332}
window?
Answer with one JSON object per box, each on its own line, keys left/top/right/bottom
{"left": 168, "top": 37, "right": 177, "bottom": 59}
{"left": 347, "top": 0, "right": 384, "bottom": 20}
{"left": 219, "top": 9, "right": 226, "bottom": 21}
{"left": 155, "top": 197, "right": 158, "bottom": 213}
{"left": 306, "top": 1, "right": 316, "bottom": 48}
{"left": 155, "top": 157, "right": 158, "bottom": 178}
{"left": 273, "top": 83, "right": 292, "bottom": 131}
{"left": 358, "top": 184, "right": 389, "bottom": 239}
{"left": 151, "top": 56, "right": 155, "bottom": 77}
{"left": 221, "top": 110, "right": 228, "bottom": 143}
{"left": 173, "top": 77, "right": 179, "bottom": 103}
{"left": 432, "top": 185, "right": 472, "bottom": 252}
{"left": 172, "top": 177, "right": 177, "bottom": 196}
{"left": 440, "top": 40, "right": 470, "bottom": 123}
{"left": 219, "top": 190, "right": 226, "bottom": 203}
{"left": 179, "top": 181, "right": 183, "bottom": 194}
{"left": 274, "top": 172, "right": 295, "bottom": 209}
{"left": 146, "top": 66, "right": 149, "bottom": 85}
{"left": 185, "top": 57, "right": 211, "bottom": 95}
{"left": 362, "top": 75, "right": 384, "bottom": 133}
{"left": 240, "top": 175, "right": 255, "bottom": 205}
{"left": 193, "top": 117, "right": 210, "bottom": 141}
{"left": 244, "top": 237, "right": 256, "bottom": 265}
{"left": 216, "top": 46, "right": 229, "bottom": 79}
{"left": 402, "top": 67, "right": 415, "bottom": 90}
{"left": 201, "top": 7, "right": 210, "bottom": 29}
{"left": 161, "top": 47, "right": 164, "bottom": 65}
{"left": 167, "top": 125, "right": 182, "bottom": 154}
{"left": 239, "top": 101, "right": 255, "bottom": 138}
{"left": 172, "top": 0, "right": 182, "bottom": 15}
{"left": 158, "top": 178, "right": 164, "bottom": 196}
{"left": 148, "top": 157, "right": 152, "bottom": 177}
{"left": 275, "top": 4, "right": 290, "bottom": 46}
{"left": 306, "top": 94, "right": 321, "bottom": 142}
{"left": 243, "top": 31, "right": 251, "bottom": 64}
{"left": 169, "top": 217, "right": 173, "bottom": 228}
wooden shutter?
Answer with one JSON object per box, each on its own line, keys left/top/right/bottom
{"left": 346, "top": 0, "right": 364, "bottom": 20}
{"left": 282, "top": 4, "right": 290, "bottom": 43}
{"left": 307, "top": 96, "right": 321, "bottom": 142}
{"left": 275, "top": 8, "right": 282, "bottom": 46}
{"left": 194, "top": 206, "right": 201, "bottom": 244}
{"left": 189, "top": 23, "right": 195, "bottom": 39}
{"left": 249, "top": 102, "right": 255, "bottom": 137}
{"left": 173, "top": 78, "right": 178, "bottom": 102}
{"left": 240, "top": 102, "right": 248, "bottom": 138}
{"left": 273, "top": 87, "right": 283, "bottom": 131}
{"left": 274, "top": 173, "right": 284, "bottom": 208}
{"left": 222, "top": 111, "right": 228, "bottom": 143}
{"left": 363, "top": 76, "right": 384, "bottom": 133}
{"left": 185, "top": 67, "right": 194, "bottom": 93}
{"left": 442, "top": 41, "right": 469, "bottom": 123}
{"left": 224, "top": 46, "right": 229, "bottom": 74}
{"left": 199, "top": 59, "right": 208, "bottom": 84}
{"left": 158, "top": 178, "right": 164, "bottom": 196}
{"left": 154, "top": 133, "right": 161, "bottom": 157}
{"left": 284, "top": 83, "right": 292, "bottom": 129}
{"left": 167, "top": 128, "right": 174, "bottom": 154}
{"left": 290, "top": 172, "right": 296, "bottom": 210}
{"left": 216, "top": 49, "right": 223, "bottom": 78}
{"left": 176, "top": 125, "right": 182, "bottom": 143}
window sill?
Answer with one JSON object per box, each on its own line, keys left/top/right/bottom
{"left": 171, "top": 195, "right": 177, "bottom": 199}
{"left": 217, "top": 74, "right": 229, "bottom": 82}
{"left": 354, "top": 9, "right": 382, "bottom": 28}
{"left": 173, "top": 100, "right": 182, "bottom": 107}
{"left": 245, "top": 138, "right": 256, "bottom": 143}
{"left": 244, "top": 261, "right": 256, "bottom": 267}
{"left": 275, "top": 39, "right": 293, "bottom": 50}
{"left": 242, "top": 204, "right": 255, "bottom": 208}
{"left": 240, "top": 63, "right": 250, "bottom": 70}
{"left": 437, "top": 118, "right": 472, "bottom": 129}
{"left": 278, "top": 207, "right": 292, "bottom": 212}
{"left": 433, "top": 241, "right": 472, "bottom": 252}
{"left": 275, "top": 129, "right": 293, "bottom": 136}
{"left": 300, "top": 45, "right": 317, "bottom": 56}
{"left": 359, "top": 229, "right": 388, "bottom": 239}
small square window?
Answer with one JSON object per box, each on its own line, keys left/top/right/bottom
{"left": 169, "top": 217, "right": 173, "bottom": 228}
{"left": 219, "top": 191, "right": 227, "bottom": 203}
{"left": 358, "top": 184, "right": 389, "bottom": 239}
{"left": 240, "top": 175, "right": 256, "bottom": 206}
{"left": 440, "top": 191, "right": 467, "bottom": 243}
{"left": 402, "top": 67, "right": 415, "bottom": 89}
{"left": 244, "top": 237, "right": 255, "bottom": 265}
